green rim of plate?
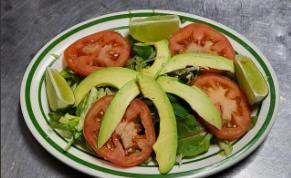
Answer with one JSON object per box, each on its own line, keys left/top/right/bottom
{"left": 22, "top": 11, "right": 276, "bottom": 177}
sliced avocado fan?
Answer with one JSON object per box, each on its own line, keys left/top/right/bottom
{"left": 72, "top": 40, "right": 235, "bottom": 174}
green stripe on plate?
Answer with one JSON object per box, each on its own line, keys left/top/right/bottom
{"left": 24, "top": 12, "right": 276, "bottom": 177}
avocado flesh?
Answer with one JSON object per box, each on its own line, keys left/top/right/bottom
{"left": 137, "top": 74, "right": 177, "bottom": 174}
{"left": 157, "top": 76, "right": 222, "bottom": 129}
{"left": 97, "top": 79, "right": 140, "bottom": 148}
{"left": 74, "top": 67, "right": 137, "bottom": 105}
{"left": 160, "top": 53, "right": 234, "bottom": 74}
{"left": 142, "top": 40, "right": 171, "bottom": 77}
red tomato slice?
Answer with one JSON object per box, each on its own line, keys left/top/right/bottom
{"left": 64, "top": 30, "right": 130, "bottom": 76}
{"left": 169, "top": 23, "right": 235, "bottom": 60}
{"left": 83, "top": 95, "right": 156, "bottom": 167}
{"left": 193, "top": 74, "right": 251, "bottom": 140}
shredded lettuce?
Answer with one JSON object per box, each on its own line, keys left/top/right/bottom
{"left": 48, "top": 87, "right": 114, "bottom": 151}
{"left": 50, "top": 53, "right": 60, "bottom": 59}
{"left": 217, "top": 140, "right": 233, "bottom": 156}
{"left": 133, "top": 45, "right": 156, "bottom": 60}
{"left": 60, "top": 68, "right": 83, "bottom": 89}
{"left": 48, "top": 107, "right": 76, "bottom": 121}
{"left": 167, "top": 67, "right": 199, "bottom": 85}
{"left": 126, "top": 41, "right": 156, "bottom": 71}
{"left": 127, "top": 56, "right": 155, "bottom": 71}
{"left": 50, "top": 113, "right": 80, "bottom": 131}
{"left": 64, "top": 132, "right": 82, "bottom": 151}
{"left": 49, "top": 113, "right": 81, "bottom": 151}
{"left": 75, "top": 88, "right": 98, "bottom": 118}
{"left": 176, "top": 154, "right": 183, "bottom": 166}
{"left": 250, "top": 116, "right": 258, "bottom": 130}
{"left": 48, "top": 111, "right": 64, "bottom": 122}
{"left": 76, "top": 87, "right": 114, "bottom": 131}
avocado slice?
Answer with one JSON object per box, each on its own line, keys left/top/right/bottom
{"left": 157, "top": 76, "right": 222, "bottom": 129}
{"left": 137, "top": 74, "right": 177, "bottom": 174}
{"left": 142, "top": 40, "right": 171, "bottom": 77}
{"left": 160, "top": 53, "right": 234, "bottom": 74}
{"left": 74, "top": 67, "right": 137, "bottom": 105}
{"left": 97, "top": 79, "right": 140, "bottom": 148}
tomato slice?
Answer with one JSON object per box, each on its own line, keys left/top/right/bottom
{"left": 83, "top": 95, "right": 156, "bottom": 167}
{"left": 64, "top": 30, "right": 130, "bottom": 76}
{"left": 169, "top": 23, "right": 235, "bottom": 60}
{"left": 193, "top": 74, "right": 251, "bottom": 140}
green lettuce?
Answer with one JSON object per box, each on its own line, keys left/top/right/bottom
{"left": 60, "top": 68, "right": 83, "bottom": 89}
{"left": 126, "top": 41, "right": 156, "bottom": 71}
{"left": 168, "top": 94, "right": 212, "bottom": 159}
{"left": 50, "top": 113, "right": 80, "bottom": 131}
{"left": 177, "top": 134, "right": 212, "bottom": 158}
{"left": 48, "top": 87, "right": 113, "bottom": 151}
{"left": 218, "top": 140, "right": 233, "bottom": 156}
{"left": 49, "top": 113, "right": 81, "bottom": 151}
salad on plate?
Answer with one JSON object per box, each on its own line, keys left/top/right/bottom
{"left": 45, "top": 15, "right": 268, "bottom": 174}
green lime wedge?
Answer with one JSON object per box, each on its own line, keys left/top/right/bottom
{"left": 129, "top": 15, "right": 180, "bottom": 42}
{"left": 45, "top": 68, "right": 75, "bottom": 111}
{"left": 234, "top": 55, "right": 268, "bottom": 105}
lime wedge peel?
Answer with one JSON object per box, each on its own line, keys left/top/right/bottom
{"left": 234, "top": 55, "right": 269, "bottom": 105}
{"left": 129, "top": 15, "right": 180, "bottom": 42}
{"left": 45, "top": 68, "right": 75, "bottom": 111}
{"left": 130, "top": 15, "right": 180, "bottom": 24}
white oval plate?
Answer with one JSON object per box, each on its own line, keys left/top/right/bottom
{"left": 20, "top": 10, "right": 279, "bottom": 178}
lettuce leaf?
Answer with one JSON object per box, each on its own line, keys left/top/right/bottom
{"left": 48, "top": 87, "right": 113, "bottom": 151}
{"left": 167, "top": 67, "right": 199, "bottom": 85}
{"left": 168, "top": 94, "right": 212, "bottom": 159}
{"left": 218, "top": 140, "right": 233, "bottom": 156}
{"left": 126, "top": 42, "right": 156, "bottom": 71}
{"left": 60, "top": 68, "right": 83, "bottom": 89}
{"left": 177, "top": 134, "right": 212, "bottom": 157}
{"left": 133, "top": 45, "right": 155, "bottom": 60}
{"left": 50, "top": 113, "right": 80, "bottom": 131}
{"left": 49, "top": 113, "right": 82, "bottom": 150}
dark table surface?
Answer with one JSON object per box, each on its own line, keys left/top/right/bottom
{"left": 1, "top": 0, "right": 291, "bottom": 178}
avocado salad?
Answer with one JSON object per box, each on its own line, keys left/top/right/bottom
{"left": 45, "top": 15, "right": 268, "bottom": 174}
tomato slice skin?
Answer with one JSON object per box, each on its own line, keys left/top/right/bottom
{"left": 169, "top": 23, "right": 235, "bottom": 60}
{"left": 83, "top": 95, "right": 156, "bottom": 167}
{"left": 64, "top": 30, "right": 130, "bottom": 76}
{"left": 193, "top": 74, "right": 251, "bottom": 140}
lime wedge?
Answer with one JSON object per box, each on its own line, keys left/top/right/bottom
{"left": 129, "top": 15, "right": 180, "bottom": 42}
{"left": 234, "top": 55, "right": 268, "bottom": 105}
{"left": 45, "top": 68, "right": 75, "bottom": 111}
